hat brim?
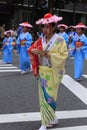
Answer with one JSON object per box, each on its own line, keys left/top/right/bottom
{"left": 74, "top": 25, "right": 87, "bottom": 29}
{"left": 36, "top": 15, "right": 63, "bottom": 25}
{"left": 68, "top": 26, "right": 75, "bottom": 29}
{"left": 4, "top": 30, "right": 14, "bottom": 36}
{"left": 19, "top": 23, "right": 32, "bottom": 28}
{"left": 57, "top": 24, "right": 68, "bottom": 29}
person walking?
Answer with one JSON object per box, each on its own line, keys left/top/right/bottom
{"left": 16, "top": 22, "right": 33, "bottom": 74}
{"left": 2, "top": 30, "right": 14, "bottom": 64}
{"left": 57, "top": 24, "right": 69, "bottom": 47}
{"left": 69, "top": 23, "right": 87, "bottom": 81}
{"left": 28, "top": 13, "right": 68, "bottom": 130}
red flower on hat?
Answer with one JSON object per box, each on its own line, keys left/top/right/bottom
{"left": 44, "top": 13, "right": 52, "bottom": 19}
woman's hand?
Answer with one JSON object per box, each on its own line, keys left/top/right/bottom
{"left": 69, "top": 48, "right": 75, "bottom": 52}
{"left": 44, "top": 51, "right": 50, "bottom": 58}
{"left": 76, "top": 47, "right": 81, "bottom": 51}
{"left": 5, "top": 42, "right": 8, "bottom": 45}
{"left": 31, "top": 49, "right": 40, "bottom": 55}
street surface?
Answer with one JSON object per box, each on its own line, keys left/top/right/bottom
{"left": 0, "top": 52, "right": 87, "bottom": 130}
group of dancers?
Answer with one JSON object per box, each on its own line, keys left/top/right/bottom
{"left": 1, "top": 12, "right": 87, "bottom": 130}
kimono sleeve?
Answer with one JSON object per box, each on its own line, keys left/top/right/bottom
{"left": 6, "top": 37, "right": 13, "bottom": 51}
{"left": 64, "top": 33, "right": 69, "bottom": 46}
{"left": 80, "top": 36, "right": 87, "bottom": 59}
{"left": 25, "top": 33, "right": 33, "bottom": 48}
{"left": 16, "top": 35, "right": 21, "bottom": 53}
{"left": 50, "top": 38, "right": 68, "bottom": 69}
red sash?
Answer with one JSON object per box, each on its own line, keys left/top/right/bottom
{"left": 28, "top": 38, "right": 42, "bottom": 77}
{"left": 75, "top": 41, "right": 83, "bottom": 48}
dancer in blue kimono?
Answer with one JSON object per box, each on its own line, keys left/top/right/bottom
{"left": 68, "top": 26, "right": 77, "bottom": 44}
{"left": 57, "top": 24, "right": 69, "bottom": 47}
{"left": 70, "top": 23, "right": 87, "bottom": 81}
{"left": 68, "top": 26, "right": 77, "bottom": 57}
{"left": 16, "top": 22, "right": 33, "bottom": 74}
{"left": 2, "top": 30, "right": 13, "bottom": 64}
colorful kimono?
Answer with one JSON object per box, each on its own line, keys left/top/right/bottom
{"left": 58, "top": 32, "right": 69, "bottom": 46}
{"left": 16, "top": 32, "right": 32, "bottom": 71}
{"left": 70, "top": 34, "right": 87, "bottom": 79}
{"left": 29, "top": 33, "right": 68, "bottom": 125}
{"left": 2, "top": 37, "right": 13, "bottom": 63}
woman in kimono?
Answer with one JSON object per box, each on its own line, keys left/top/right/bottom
{"left": 68, "top": 26, "right": 77, "bottom": 44}
{"left": 57, "top": 24, "right": 69, "bottom": 47}
{"left": 69, "top": 23, "right": 87, "bottom": 81}
{"left": 28, "top": 13, "right": 68, "bottom": 130}
{"left": 16, "top": 22, "right": 33, "bottom": 74}
{"left": 2, "top": 30, "right": 14, "bottom": 64}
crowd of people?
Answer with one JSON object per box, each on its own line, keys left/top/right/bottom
{"left": 0, "top": 13, "right": 87, "bottom": 130}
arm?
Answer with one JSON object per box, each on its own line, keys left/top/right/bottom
{"left": 50, "top": 38, "right": 68, "bottom": 69}
{"left": 25, "top": 33, "right": 33, "bottom": 49}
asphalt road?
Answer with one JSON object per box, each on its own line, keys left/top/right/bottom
{"left": 0, "top": 52, "right": 87, "bottom": 130}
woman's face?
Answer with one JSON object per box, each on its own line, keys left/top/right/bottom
{"left": 7, "top": 32, "right": 11, "bottom": 37}
{"left": 59, "top": 27, "right": 65, "bottom": 32}
{"left": 23, "top": 27, "right": 29, "bottom": 32}
{"left": 76, "top": 28, "right": 83, "bottom": 35}
{"left": 42, "top": 23, "right": 54, "bottom": 36}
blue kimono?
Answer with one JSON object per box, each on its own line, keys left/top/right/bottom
{"left": 2, "top": 37, "right": 13, "bottom": 63}
{"left": 16, "top": 32, "right": 32, "bottom": 72}
{"left": 58, "top": 32, "right": 69, "bottom": 46}
{"left": 70, "top": 34, "right": 87, "bottom": 79}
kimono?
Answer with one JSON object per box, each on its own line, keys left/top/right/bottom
{"left": 58, "top": 32, "right": 69, "bottom": 47}
{"left": 2, "top": 37, "right": 13, "bottom": 63}
{"left": 28, "top": 33, "right": 68, "bottom": 125}
{"left": 68, "top": 32, "right": 77, "bottom": 56}
{"left": 16, "top": 32, "right": 32, "bottom": 71}
{"left": 68, "top": 31, "right": 77, "bottom": 44}
{"left": 70, "top": 34, "right": 87, "bottom": 79}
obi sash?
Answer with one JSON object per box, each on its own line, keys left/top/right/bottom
{"left": 75, "top": 41, "right": 83, "bottom": 48}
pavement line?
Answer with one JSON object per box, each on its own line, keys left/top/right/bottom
{"left": 61, "top": 75, "right": 87, "bottom": 105}
{"left": 0, "top": 110, "right": 87, "bottom": 123}
{"left": 83, "top": 75, "right": 87, "bottom": 78}
{"left": 49, "top": 126, "right": 87, "bottom": 130}
{"left": 0, "top": 64, "right": 13, "bottom": 66}
{"left": 0, "top": 67, "right": 18, "bottom": 69}
{"left": 0, "top": 69, "right": 21, "bottom": 72}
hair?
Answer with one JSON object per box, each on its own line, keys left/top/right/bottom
{"left": 80, "top": 28, "right": 85, "bottom": 31}
{"left": 51, "top": 22, "right": 57, "bottom": 33}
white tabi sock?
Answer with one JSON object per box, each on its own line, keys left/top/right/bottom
{"left": 39, "top": 125, "right": 46, "bottom": 130}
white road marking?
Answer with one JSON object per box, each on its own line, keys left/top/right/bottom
{"left": 83, "top": 75, "right": 87, "bottom": 78}
{"left": 49, "top": 126, "right": 87, "bottom": 130}
{"left": 62, "top": 75, "right": 87, "bottom": 105}
{"left": 0, "top": 64, "right": 13, "bottom": 66}
{"left": 0, "top": 63, "right": 20, "bottom": 72}
{"left": 0, "top": 110, "right": 86, "bottom": 123}
{"left": 0, "top": 69, "right": 21, "bottom": 72}
{"left": 0, "top": 67, "right": 18, "bottom": 69}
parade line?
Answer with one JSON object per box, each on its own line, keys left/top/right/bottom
{"left": 62, "top": 75, "right": 87, "bottom": 105}
{"left": 0, "top": 110, "right": 86, "bottom": 123}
